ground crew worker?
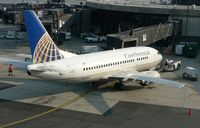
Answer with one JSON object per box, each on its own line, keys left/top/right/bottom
{"left": 8, "top": 64, "right": 13, "bottom": 76}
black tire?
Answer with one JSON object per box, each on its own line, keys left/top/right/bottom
{"left": 173, "top": 65, "right": 176, "bottom": 70}
{"left": 177, "top": 64, "right": 180, "bottom": 70}
{"left": 141, "top": 83, "right": 148, "bottom": 86}
{"left": 140, "top": 81, "right": 148, "bottom": 86}
{"left": 114, "top": 83, "right": 124, "bottom": 90}
{"left": 193, "top": 78, "right": 198, "bottom": 81}
{"left": 114, "top": 83, "right": 119, "bottom": 90}
{"left": 183, "top": 74, "right": 186, "bottom": 78}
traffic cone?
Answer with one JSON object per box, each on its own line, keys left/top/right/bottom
{"left": 188, "top": 108, "right": 192, "bottom": 116}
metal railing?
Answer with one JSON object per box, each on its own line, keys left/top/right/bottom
{"left": 87, "top": 0, "right": 170, "bottom": 5}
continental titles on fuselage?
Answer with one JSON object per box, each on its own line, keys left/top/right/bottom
{"left": 124, "top": 50, "right": 150, "bottom": 58}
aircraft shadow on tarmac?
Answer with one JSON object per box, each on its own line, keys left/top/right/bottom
{"left": 0, "top": 77, "right": 152, "bottom": 115}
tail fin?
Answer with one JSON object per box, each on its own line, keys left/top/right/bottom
{"left": 24, "top": 10, "right": 64, "bottom": 64}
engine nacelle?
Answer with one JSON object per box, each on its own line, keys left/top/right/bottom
{"left": 137, "top": 71, "right": 160, "bottom": 86}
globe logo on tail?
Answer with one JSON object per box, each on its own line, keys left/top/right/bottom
{"left": 33, "top": 32, "right": 64, "bottom": 64}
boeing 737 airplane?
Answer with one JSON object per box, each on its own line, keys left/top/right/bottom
{"left": 24, "top": 10, "right": 184, "bottom": 90}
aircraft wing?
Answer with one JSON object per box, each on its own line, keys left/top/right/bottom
{"left": 0, "top": 57, "right": 31, "bottom": 69}
{"left": 110, "top": 69, "right": 184, "bottom": 88}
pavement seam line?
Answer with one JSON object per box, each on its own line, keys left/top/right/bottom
{"left": 0, "top": 89, "right": 92, "bottom": 128}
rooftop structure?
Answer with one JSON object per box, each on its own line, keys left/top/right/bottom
{"left": 86, "top": 0, "right": 200, "bottom": 17}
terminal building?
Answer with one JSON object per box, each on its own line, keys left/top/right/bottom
{"left": 0, "top": 0, "right": 200, "bottom": 50}
{"left": 79, "top": 0, "right": 199, "bottom": 51}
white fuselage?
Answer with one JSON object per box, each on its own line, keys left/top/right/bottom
{"left": 27, "top": 46, "right": 162, "bottom": 83}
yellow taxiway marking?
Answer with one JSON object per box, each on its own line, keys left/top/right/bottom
{"left": 0, "top": 89, "right": 92, "bottom": 128}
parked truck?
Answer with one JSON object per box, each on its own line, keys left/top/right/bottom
{"left": 0, "top": 30, "right": 22, "bottom": 39}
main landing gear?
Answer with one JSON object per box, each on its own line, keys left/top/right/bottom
{"left": 114, "top": 82, "right": 125, "bottom": 90}
{"left": 139, "top": 80, "right": 148, "bottom": 86}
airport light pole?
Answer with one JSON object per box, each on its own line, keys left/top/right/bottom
{"left": 185, "top": 0, "right": 189, "bottom": 37}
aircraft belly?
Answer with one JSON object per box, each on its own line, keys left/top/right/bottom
{"left": 69, "top": 70, "right": 121, "bottom": 83}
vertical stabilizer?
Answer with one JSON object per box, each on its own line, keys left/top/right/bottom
{"left": 24, "top": 10, "right": 64, "bottom": 64}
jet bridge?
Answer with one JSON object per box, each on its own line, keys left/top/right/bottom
{"left": 107, "top": 21, "right": 181, "bottom": 49}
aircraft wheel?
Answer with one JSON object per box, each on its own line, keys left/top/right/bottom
{"left": 114, "top": 83, "right": 124, "bottom": 90}
{"left": 139, "top": 80, "right": 148, "bottom": 86}
{"left": 183, "top": 73, "right": 186, "bottom": 78}
{"left": 173, "top": 65, "right": 176, "bottom": 70}
{"left": 193, "top": 78, "right": 198, "bottom": 81}
{"left": 141, "top": 83, "right": 148, "bottom": 86}
{"left": 177, "top": 64, "right": 181, "bottom": 70}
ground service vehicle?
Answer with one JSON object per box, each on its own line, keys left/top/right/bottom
{"left": 162, "top": 59, "right": 181, "bottom": 71}
{"left": 183, "top": 67, "right": 198, "bottom": 81}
